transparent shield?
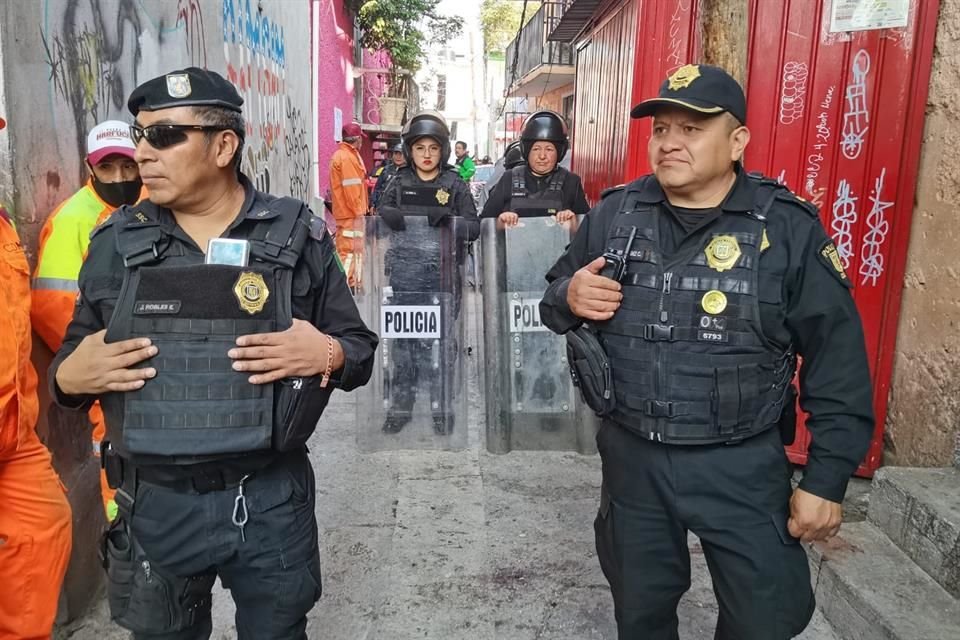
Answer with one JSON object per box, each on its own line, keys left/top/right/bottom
{"left": 355, "top": 216, "right": 468, "bottom": 451}
{"left": 481, "top": 216, "right": 599, "bottom": 454}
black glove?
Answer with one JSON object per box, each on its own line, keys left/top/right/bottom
{"left": 379, "top": 206, "right": 406, "bottom": 231}
{"left": 426, "top": 210, "right": 452, "bottom": 227}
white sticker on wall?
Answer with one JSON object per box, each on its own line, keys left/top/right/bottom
{"left": 830, "top": 0, "right": 910, "bottom": 32}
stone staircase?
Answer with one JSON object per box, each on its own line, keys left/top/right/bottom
{"left": 808, "top": 467, "right": 960, "bottom": 640}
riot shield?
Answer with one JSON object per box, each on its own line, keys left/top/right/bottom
{"left": 481, "top": 217, "right": 599, "bottom": 454}
{"left": 355, "top": 216, "right": 468, "bottom": 451}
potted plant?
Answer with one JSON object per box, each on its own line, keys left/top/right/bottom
{"left": 349, "top": 0, "right": 462, "bottom": 125}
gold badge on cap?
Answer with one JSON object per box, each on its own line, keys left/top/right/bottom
{"left": 701, "top": 290, "right": 728, "bottom": 315}
{"left": 435, "top": 188, "right": 450, "bottom": 206}
{"left": 705, "top": 235, "right": 742, "bottom": 272}
{"left": 234, "top": 272, "right": 269, "bottom": 314}
{"left": 166, "top": 73, "right": 192, "bottom": 98}
{"left": 668, "top": 64, "right": 702, "bottom": 91}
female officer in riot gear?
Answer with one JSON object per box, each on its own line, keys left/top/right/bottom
{"left": 376, "top": 111, "right": 479, "bottom": 435}
{"left": 481, "top": 110, "right": 589, "bottom": 227}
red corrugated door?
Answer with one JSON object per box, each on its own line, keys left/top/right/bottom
{"left": 626, "top": 0, "right": 703, "bottom": 179}
{"left": 744, "top": 1, "right": 939, "bottom": 476}
{"left": 572, "top": 0, "right": 641, "bottom": 202}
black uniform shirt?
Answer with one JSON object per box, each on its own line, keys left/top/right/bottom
{"left": 51, "top": 175, "right": 379, "bottom": 460}
{"left": 541, "top": 170, "right": 874, "bottom": 503}
{"left": 379, "top": 166, "right": 481, "bottom": 241}
{"left": 481, "top": 166, "right": 590, "bottom": 219}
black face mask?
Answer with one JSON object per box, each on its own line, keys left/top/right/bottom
{"left": 90, "top": 173, "right": 142, "bottom": 208}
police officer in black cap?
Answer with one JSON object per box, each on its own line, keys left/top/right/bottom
{"left": 51, "top": 67, "right": 378, "bottom": 639}
{"left": 540, "top": 64, "right": 874, "bottom": 639}
{"left": 482, "top": 110, "right": 589, "bottom": 228}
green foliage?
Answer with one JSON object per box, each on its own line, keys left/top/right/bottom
{"left": 480, "top": 0, "right": 540, "bottom": 54}
{"left": 351, "top": 0, "right": 463, "bottom": 73}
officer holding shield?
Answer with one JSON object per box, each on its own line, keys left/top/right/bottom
{"left": 376, "top": 111, "right": 479, "bottom": 435}
{"left": 482, "top": 111, "right": 589, "bottom": 228}
{"left": 540, "top": 65, "right": 874, "bottom": 639}
{"left": 50, "top": 67, "right": 377, "bottom": 639}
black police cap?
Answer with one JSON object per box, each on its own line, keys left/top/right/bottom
{"left": 630, "top": 64, "right": 746, "bottom": 125}
{"left": 128, "top": 67, "right": 243, "bottom": 116}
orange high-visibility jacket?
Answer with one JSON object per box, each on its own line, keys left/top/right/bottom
{"left": 329, "top": 141, "right": 369, "bottom": 223}
{"left": 0, "top": 216, "right": 38, "bottom": 457}
{"left": 31, "top": 180, "right": 116, "bottom": 352}
{"left": 32, "top": 178, "right": 145, "bottom": 356}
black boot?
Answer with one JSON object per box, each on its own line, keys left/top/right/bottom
{"left": 382, "top": 414, "right": 411, "bottom": 434}
{"left": 432, "top": 414, "right": 454, "bottom": 435}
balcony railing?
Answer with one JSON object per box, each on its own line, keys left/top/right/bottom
{"left": 504, "top": 2, "right": 575, "bottom": 91}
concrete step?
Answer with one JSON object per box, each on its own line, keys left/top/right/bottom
{"left": 808, "top": 521, "right": 960, "bottom": 640}
{"left": 868, "top": 466, "right": 960, "bottom": 599}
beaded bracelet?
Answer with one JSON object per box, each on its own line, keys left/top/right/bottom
{"left": 320, "top": 335, "right": 334, "bottom": 388}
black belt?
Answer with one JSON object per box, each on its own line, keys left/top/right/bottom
{"left": 106, "top": 443, "right": 279, "bottom": 495}
{"left": 137, "top": 462, "right": 266, "bottom": 494}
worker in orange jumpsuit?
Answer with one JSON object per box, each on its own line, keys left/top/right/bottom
{"left": 329, "top": 122, "right": 369, "bottom": 288}
{"left": 31, "top": 120, "right": 142, "bottom": 522}
{"left": 0, "top": 205, "right": 74, "bottom": 640}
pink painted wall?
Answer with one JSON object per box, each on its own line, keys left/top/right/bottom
{"left": 313, "top": 0, "right": 358, "bottom": 199}
{"left": 359, "top": 49, "right": 394, "bottom": 172}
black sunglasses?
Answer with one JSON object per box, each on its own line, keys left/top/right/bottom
{"left": 129, "top": 123, "right": 230, "bottom": 149}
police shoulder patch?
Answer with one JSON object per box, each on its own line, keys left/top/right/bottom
{"left": 817, "top": 239, "right": 853, "bottom": 288}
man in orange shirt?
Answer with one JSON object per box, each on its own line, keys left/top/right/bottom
{"left": 0, "top": 207, "right": 73, "bottom": 640}
{"left": 329, "top": 122, "right": 369, "bottom": 287}
{"left": 32, "top": 119, "right": 142, "bottom": 521}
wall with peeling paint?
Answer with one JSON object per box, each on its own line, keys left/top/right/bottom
{"left": 886, "top": 0, "right": 960, "bottom": 469}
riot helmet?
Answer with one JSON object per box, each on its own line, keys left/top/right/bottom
{"left": 402, "top": 110, "right": 451, "bottom": 166}
{"left": 503, "top": 140, "right": 525, "bottom": 169}
{"left": 519, "top": 110, "right": 569, "bottom": 163}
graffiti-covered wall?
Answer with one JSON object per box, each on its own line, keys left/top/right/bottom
{"left": 0, "top": 0, "right": 313, "bottom": 257}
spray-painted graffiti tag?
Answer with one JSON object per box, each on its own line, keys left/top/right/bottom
{"left": 860, "top": 168, "right": 893, "bottom": 286}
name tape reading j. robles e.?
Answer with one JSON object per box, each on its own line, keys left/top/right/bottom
{"left": 508, "top": 296, "right": 549, "bottom": 333}
{"left": 382, "top": 305, "right": 441, "bottom": 339}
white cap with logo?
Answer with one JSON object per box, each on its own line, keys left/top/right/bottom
{"left": 87, "top": 120, "right": 136, "bottom": 164}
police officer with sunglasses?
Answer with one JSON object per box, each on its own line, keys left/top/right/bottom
{"left": 50, "top": 67, "right": 378, "bottom": 639}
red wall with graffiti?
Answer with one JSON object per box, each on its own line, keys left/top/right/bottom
{"left": 745, "top": 0, "right": 939, "bottom": 476}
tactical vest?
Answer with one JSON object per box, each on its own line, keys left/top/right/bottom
{"left": 101, "top": 197, "right": 332, "bottom": 459}
{"left": 387, "top": 170, "right": 460, "bottom": 294}
{"left": 597, "top": 177, "right": 795, "bottom": 445}
{"left": 508, "top": 167, "right": 566, "bottom": 217}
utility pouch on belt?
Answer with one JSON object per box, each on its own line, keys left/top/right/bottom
{"left": 565, "top": 325, "right": 615, "bottom": 416}
{"left": 101, "top": 517, "right": 214, "bottom": 634}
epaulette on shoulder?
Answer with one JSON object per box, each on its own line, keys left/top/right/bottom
{"left": 774, "top": 189, "right": 819, "bottom": 218}
{"left": 89, "top": 210, "right": 120, "bottom": 240}
{"left": 600, "top": 184, "right": 626, "bottom": 200}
